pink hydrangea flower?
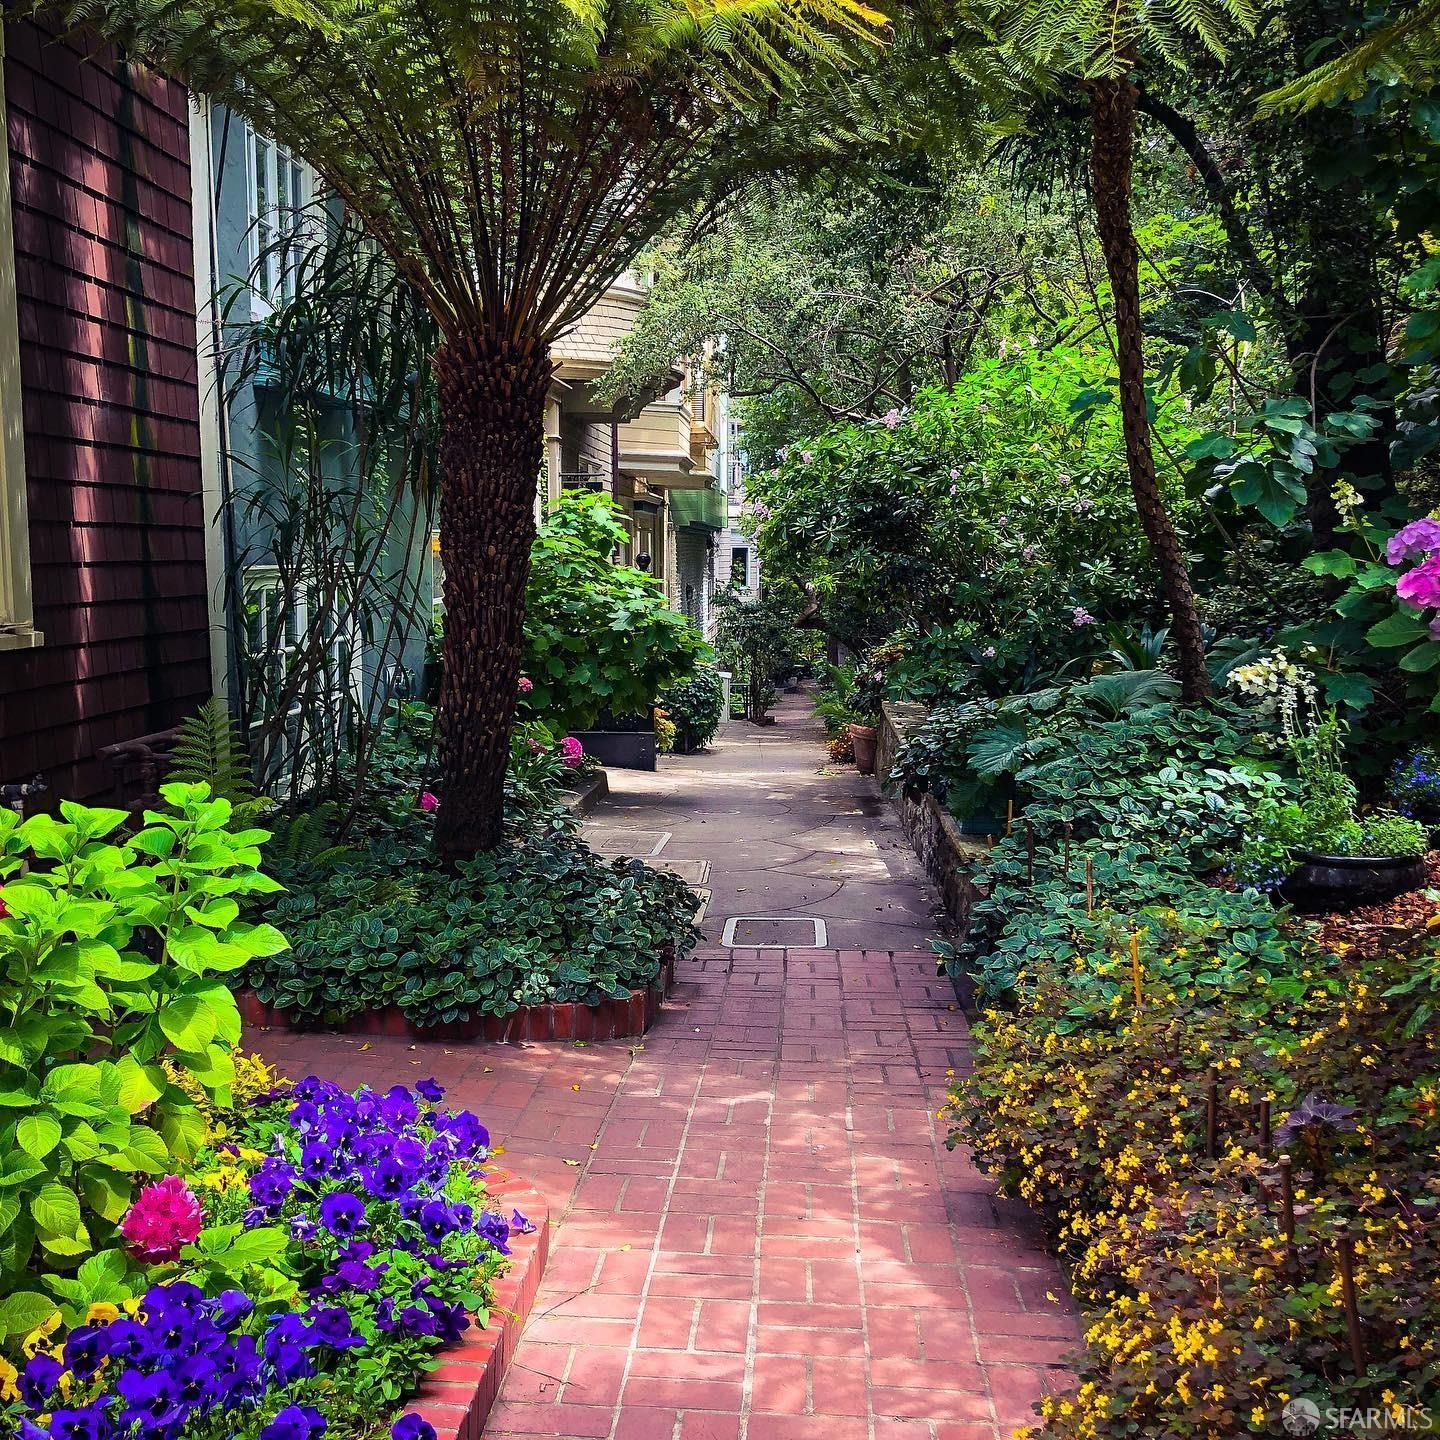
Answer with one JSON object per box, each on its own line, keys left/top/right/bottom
{"left": 517, "top": 676, "right": 534, "bottom": 695}
{"left": 881, "top": 408, "right": 902, "bottom": 429}
{"left": 800, "top": 450, "right": 813, "bottom": 464}
{"left": 1386, "top": 517, "right": 1440, "bottom": 566}
{"left": 0, "top": 893, "right": 7, "bottom": 920}
{"left": 1396, "top": 554, "right": 1440, "bottom": 608}
{"left": 419, "top": 791, "right": 439, "bottom": 813}
{"left": 560, "top": 736, "right": 585, "bottom": 770}
{"left": 121, "top": 1176, "right": 203, "bottom": 1263}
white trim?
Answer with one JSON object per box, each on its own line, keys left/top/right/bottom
{"left": 0, "top": 26, "right": 41, "bottom": 648}
{"left": 720, "top": 916, "right": 828, "bottom": 950}
{"left": 244, "top": 125, "right": 314, "bottom": 319}
{"left": 189, "top": 95, "right": 230, "bottom": 701}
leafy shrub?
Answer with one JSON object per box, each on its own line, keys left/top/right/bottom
{"left": 661, "top": 665, "right": 726, "bottom": 749}
{"left": 523, "top": 492, "right": 706, "bottom": 731}
{"left": 0, "top": 787, "right": 286, "bottom": 1332}
{"left": 253, "top": 828, "right": 697, "bottom": 1027}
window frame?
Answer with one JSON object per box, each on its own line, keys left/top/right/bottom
{"left": 0, "top": 28, "right": 41, "bottom": 651}
{"left": 245, "top": 127, "right": 314, "bottom": 319}
{"left": 730, "top": 546, "right": 751, "bottom": 589}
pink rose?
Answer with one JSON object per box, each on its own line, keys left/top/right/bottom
{"left": 1396, "top": 555, "right": 1440, "bottom": 609}
{"left": 419, "top": 791, "right": 439, "bottom": 813}
{"left": 517, "top": 676, "right": 534, "bottom": 694}
{"left": 560, "top": 737, "right": 585, "bottom": 770}
{"left": 121, "top": 1176, "right": 203, "bottom": 1263}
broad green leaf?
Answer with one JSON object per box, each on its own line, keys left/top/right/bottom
{"left": 0, "top": 1290, "right": 59, "bottom": 1337}
{"left": 33, "top": 1182, "right": 83, "bottom": 1239}
{"left": 17, "top": 1113, "right": 62, "bottom": 1160}
{"left": 158, "top": 996, "right": 218, "bottom": 1051}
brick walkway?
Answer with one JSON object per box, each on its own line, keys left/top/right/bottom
{"left": 253, "top": 698, "right": 1077, "bottom": 1440}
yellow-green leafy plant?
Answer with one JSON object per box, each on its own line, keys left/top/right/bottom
{"left": 0, "top": 785, "right": 287, "bottom": 1334}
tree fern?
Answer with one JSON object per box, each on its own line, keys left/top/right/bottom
{"left": 168, "top": 698, "right": 257, "bottom": 804}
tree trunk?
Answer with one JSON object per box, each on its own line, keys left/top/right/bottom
{"left": 432, "top": 331, "right": 555, "bottom": 860}
{"left": 1087, "top": 73, "right": 1212, "bottom": 703}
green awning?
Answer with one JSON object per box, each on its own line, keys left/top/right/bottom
{"left": 669, "top": 486, "right": 726, "bottom": 532}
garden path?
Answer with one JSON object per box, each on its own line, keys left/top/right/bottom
{"left": 253, "top": 694, "right": 1078, "bottom": 1440}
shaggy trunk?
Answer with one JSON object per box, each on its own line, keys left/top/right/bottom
{"left": 432, "top": 332, "right": 555, "bottom": 860}
{"left": 1087, "top": 73, "right": 1212, "bottom": 703}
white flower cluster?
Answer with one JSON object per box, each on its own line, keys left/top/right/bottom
{"left": 1228, "top": 647, "right": 1317, "bottom": 719}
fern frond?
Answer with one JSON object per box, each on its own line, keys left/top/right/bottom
{"left": 1259, "top": 0, "right": 1440, "bottom": 114}
{"left": 169, "top": 698, "right": 257, "bottom": 803}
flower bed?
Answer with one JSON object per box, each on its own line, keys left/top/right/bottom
{"left": 938, "top": 698, "right": 1440, "bottom": 1437}
{"left": 1, "top": 1070, "right": 548, "bottom": 1440}
{"left": 236, "top": 952, "right": 676, "bottom": 1041}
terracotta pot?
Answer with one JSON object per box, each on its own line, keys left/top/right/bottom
{"left": 1279, "top": 850, "right": 1427, "bottom": 914}
{"left": 849, "top": 723, "right": 878, "bottom": 776}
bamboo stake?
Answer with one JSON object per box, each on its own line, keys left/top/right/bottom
{"left": 1025, "top": 820, "right": 1035, "bottom": 885}
{"left": 1062, "top": 821, "right": 1072, "bottom": 875}
{"left": 1006, "top": 799, "right": 1014, "bottom": 838}
{"left": 1258, "top": 1098, "right": 1271, "bottom": 1159}
{"left": 1336, "top": 1230, "right": 1367, "bottom": 1375}
{"left": 1129, "top": 932, "right": 1143, "bottom": 1009}
{"left": 1279, "top": 1154, "right": 1295, "bottom": 1256}
{"left": 1085, "top": 856, "right": 1094, "bottom": 917}
{"left": 1204, "top": 1067, "right": 1218, "bottom": 1160}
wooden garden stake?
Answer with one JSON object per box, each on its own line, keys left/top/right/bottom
{"left": 1258, "top": 1098, "right": 1271, "bottom": 1159}
{"left": 1204, "top": 1066, "right": 1218, "bottom": 1160}
{"left": 1085, "top": 856, "right": 1094, "bottom": 917}
{"left": 1336, "top": 1230, "right": 1367, "bottom": 1375}
{"left": 1006, "top": 799, "right": 1014, "bottom": 837}
{"left": 1129, "top": 932, "right": 1143, "bottom": 1009}
{"left": 1279, "top": 1154, "right": 1295, "bottom": 1255}
{"left": 1062, "top": 821, "right": 1072, "bottom": 875}
{"left": 1025, "top": 821, "right": 1035, "bottom": 885}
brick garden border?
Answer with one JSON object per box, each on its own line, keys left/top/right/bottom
{"left": 236, "top": 954, "right": 675, "bottom": 1043}
{"left": 411, "top": 1169, "right": 551, "bottom": 1440}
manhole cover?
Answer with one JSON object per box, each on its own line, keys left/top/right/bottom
{"left": 651, "top": 858, "right": 710, "bottom": 885}
{"left": 719, "top": 916, "right": 828, "bottom": 949}
{"left": 581, "top": 827, "right": 671, "bottom": 857}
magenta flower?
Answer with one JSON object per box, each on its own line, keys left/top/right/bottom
{"left": 1386, "top": 517, "right": 1440, "bottom": 566}
{"left": 419, "top": 791, "right": 439, "bottom": 813}
{"left": 120, "top": 1176, "right": 203, "bottom": 1262}
{"left": 560, "top": 736, "right": 585, "bottom": 770}
{"left": 517, "top": 676, "right": 534, "bottom": 695}
{"left": 1396, "top": 554, "right": 1440, "bottom": 608}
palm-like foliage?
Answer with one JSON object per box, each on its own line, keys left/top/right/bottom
{"left": 46, "top": 0, "right": 886, "bottom": 856}
{"left": 1260, "top": 0, "right": 1440, "bottom": 113}
{"left": 57, "top": 0, "right": 883, "bottom": 343}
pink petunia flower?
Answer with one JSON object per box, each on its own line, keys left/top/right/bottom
{"left": 1386, "top": 517, "right": 1440, "bottom": 566}
{"left": 560, "top": 737, "right": 585, "bottom": 770}
{"left": 1396, "top": 554, "right": 1440, "bottom": 609}
{"left": 121, "top": 1176, "right": 203, "bottom": 1263}
{"left": 419, "top": 791, "right": 439, "bottom": 813}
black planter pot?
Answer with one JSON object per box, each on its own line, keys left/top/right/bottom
{"left": 1279, "top": 850, "right": 1427, "bottom": 914}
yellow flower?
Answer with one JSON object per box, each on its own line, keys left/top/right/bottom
{"left": 22, "top": 1311, "right": 62, "bottom": 1357}
{"left": 86, "top": 1302, "right": 121, "bottom": 1325}
{"left": 0, "top": 1356, "right": 18, "bottom": 1402}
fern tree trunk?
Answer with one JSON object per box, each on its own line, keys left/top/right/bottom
{"left": 1087, "top": 73, "right": 1212, "bottom": 703}
{"left": 432, "top": 331, "right": 554, "bottom": 861}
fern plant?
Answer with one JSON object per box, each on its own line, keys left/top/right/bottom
{"left": 168, "top": 699, "right": 262, "bottom": 813}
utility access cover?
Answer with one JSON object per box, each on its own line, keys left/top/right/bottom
{"left": 720, "top": 916, "right": 828, "bottom": 949}
{"left": 581, "top": 827, "right": 671, "bottom": 858}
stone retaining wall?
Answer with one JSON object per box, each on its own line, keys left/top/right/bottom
{"left": 878, "top": 701, "right": 984, "bottom": 930}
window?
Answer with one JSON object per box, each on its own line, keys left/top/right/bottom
{"left": 247, "top": 128, "right": 313, "bottom": 313}
{"left": 730, "top": 546, "right": 750, "bottom": 588}
{"left": 0, "top": 31, "right": 40, "bottom": 651}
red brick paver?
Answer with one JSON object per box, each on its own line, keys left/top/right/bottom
{"left": 254, "top": 947, "right": 1077, "bottom": 1440}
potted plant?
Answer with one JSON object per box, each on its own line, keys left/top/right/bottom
{"left": 1231, "top": 700, "right": 1430, "bottom": 911}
